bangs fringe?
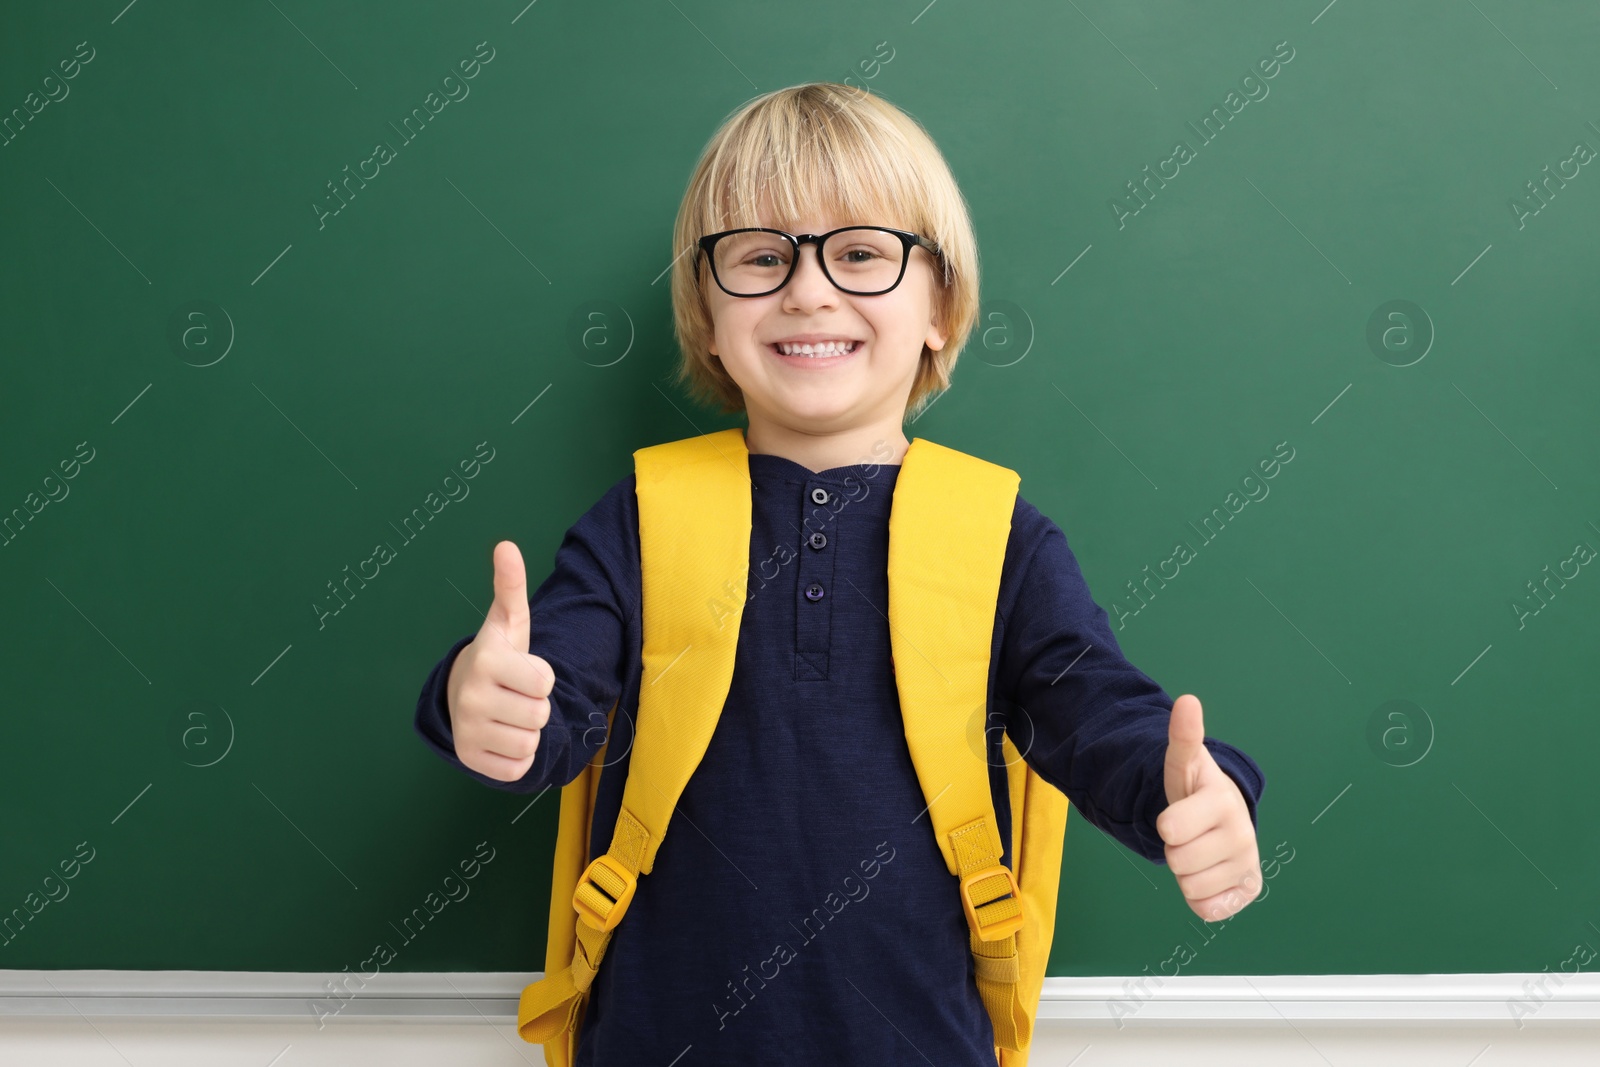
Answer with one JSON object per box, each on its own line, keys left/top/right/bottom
{"left": 671, "top": 83, "right": 978, "bottom": 419}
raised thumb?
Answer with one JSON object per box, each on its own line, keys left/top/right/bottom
{"left": 1164, "top": 693, "right": 1206, "bottom": 804}
{"left": 481, "top": 540, "right": 530, "bottom": 652}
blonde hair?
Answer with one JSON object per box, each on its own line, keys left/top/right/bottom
{"left": 669, "top": 82, "right": 980, "bottom": 422}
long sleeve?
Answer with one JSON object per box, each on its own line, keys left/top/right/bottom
{"left": 412, "top": 474, "right": 641, "bottom": 794}
{"left": 996, "top": 498, "right": 1265, "bottom": 864}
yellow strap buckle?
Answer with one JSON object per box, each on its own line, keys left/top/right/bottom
{"left": 959, "top": 863, "right": 1023, "bottom": 942}
{"left": 572, "top": 855, "right": 636, "bottom": 933}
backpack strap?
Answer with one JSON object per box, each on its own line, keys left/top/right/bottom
{"left": 998, "top": 731, "right": 1070, "bottom": 1067}
{"left": 519, "top": 427, "right": 751, "bottom": 1045}
{"left": 528, "top": 702, "right": 614, "bottom": 1067}
{"left": 522, "top": 428, "right": 1037, "bottom": 1055}
{"left": 887, "top": 436, "right": 1034, "bottom": 1052}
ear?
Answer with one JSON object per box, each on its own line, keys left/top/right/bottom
{"left": 924, "top": 272, "right": 948, "bottom": 352}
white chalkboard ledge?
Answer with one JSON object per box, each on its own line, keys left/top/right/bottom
{"left": 1, "top": 972, "right": 1598, "bottom": 1026}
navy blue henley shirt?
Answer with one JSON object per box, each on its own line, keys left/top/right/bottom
{"left": 414, "top": 449, "right": 1265, "bottom": 1066}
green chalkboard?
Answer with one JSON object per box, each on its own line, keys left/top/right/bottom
{"left": 2, "top": 0, "right": 1597, "bottom": 982}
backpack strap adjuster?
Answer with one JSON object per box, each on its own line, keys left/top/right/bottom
{"left": 959, "top": 863, "right": 1023, "bottom": 942}
{"left": 573, "top": 854, "right": 636, "bottom": 932}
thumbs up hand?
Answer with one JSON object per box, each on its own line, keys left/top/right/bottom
{"left": 444, "top": 540, "right": 557, "bottom": 782}
{"left": 481, "top": 538, "right": 532, "bottom": 653}
{"left": 1155, "top": 694, "right": 1262, "bottom": 922}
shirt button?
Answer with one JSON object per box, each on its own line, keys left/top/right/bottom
{"left": 810, "top": 487, "right": 830, "bottom": 505}
{"left": 804, "top": 582, "right": 825, "bottom": 601}
{"left": 808, "top": 532, "right": 827, "bottom": 550}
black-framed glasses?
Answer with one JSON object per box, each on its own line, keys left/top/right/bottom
{"left": 695, "top": 226, "right": 943, "bottom": 298}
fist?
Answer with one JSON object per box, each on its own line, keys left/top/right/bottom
{"left": 445, "top": 540, "right": 557, "bottom": 782}
{"left": 1156, "top": 694, "right": 1262, "bottom": 922}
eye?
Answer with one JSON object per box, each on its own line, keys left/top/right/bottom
{"left": 733, "top": 245, "right": 790, "bottom": 268}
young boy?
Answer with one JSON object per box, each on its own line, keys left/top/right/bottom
{"left": 414, "top": 82, "right": 1265, "bottom": 1065}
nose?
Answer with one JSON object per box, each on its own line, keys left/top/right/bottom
{"left": 782, "top": 242, "right": 839, "bottom": 310}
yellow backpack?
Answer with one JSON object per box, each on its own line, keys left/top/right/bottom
{"left": 517, "top": 427, "right": 1069, "bottom": 1067}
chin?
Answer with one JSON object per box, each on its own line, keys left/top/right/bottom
{"left": 758, "top": 394, "right": 859, "bottom": 427}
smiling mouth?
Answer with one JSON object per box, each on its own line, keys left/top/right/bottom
{"left": 768, "top": 340, "right": 863, "bottom": 359}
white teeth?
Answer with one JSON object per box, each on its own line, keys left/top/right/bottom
{"left": 775, "top": 341, "right": 857, "bottom": 357}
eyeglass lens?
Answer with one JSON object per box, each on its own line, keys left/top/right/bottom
{"left": 712, "top": 228, "right": 906, "bottom": 295}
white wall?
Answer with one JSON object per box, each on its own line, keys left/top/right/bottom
{"left": 2, "top": 1019, "right": 1599, "bottom": 1067}
{"left": 4, "top": 972, "right": 1598, "bottom": 1066}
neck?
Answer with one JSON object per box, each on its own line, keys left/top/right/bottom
{"left": 742, "top": 418, "right": 908, "bottom": 473}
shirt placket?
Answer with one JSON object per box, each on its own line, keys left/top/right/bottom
{"left": 794, "top": 480, "right": 839, "bottom": 681}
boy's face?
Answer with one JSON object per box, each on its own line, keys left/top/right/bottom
{"left": 705, "top": 213, "right": 947, "bottom": 434}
